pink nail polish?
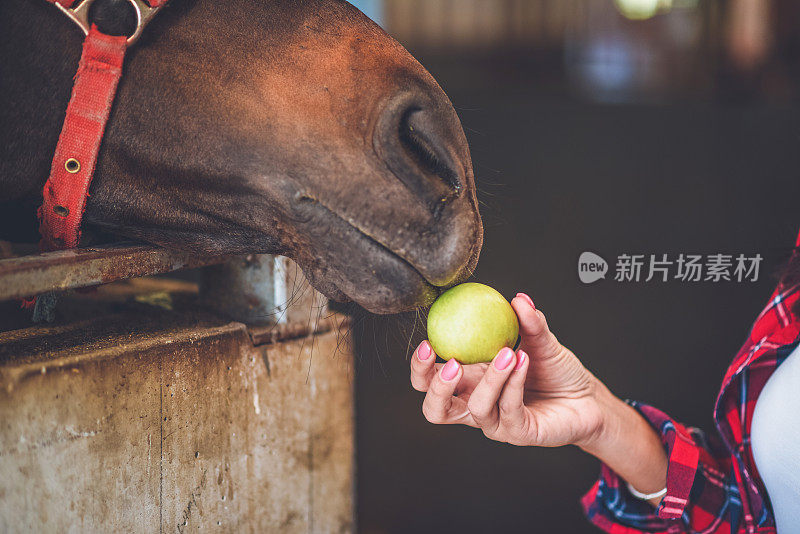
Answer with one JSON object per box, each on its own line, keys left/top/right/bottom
{"left": 441, "top": 359, "right": 460, "bottom": 381}
{"left": 514, "top": 350, "right": 528, "bottom": 371}
{"left": 516, "top": 293, "right": 535, "bottom": 310}
{"left": 418, "top": 341, "right": 432, "bottom": 361}
{"left": 494, "top": 347, "right": 515, "bottom": 370}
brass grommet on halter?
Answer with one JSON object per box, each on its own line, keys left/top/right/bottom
{"left": 65, "top": 158, "right": 81, "bottom": 173}
{"left": 53, "top": 205, "right": 70, "bottom": 217}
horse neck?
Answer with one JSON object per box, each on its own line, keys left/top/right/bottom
{"left": 0, "top": 0, "right": 82, "bottom": 203}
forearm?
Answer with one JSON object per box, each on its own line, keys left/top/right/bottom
{"left": 579, "top": 378, "right": 669, "bottom": 507}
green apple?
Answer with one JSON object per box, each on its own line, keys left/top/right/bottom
{"left": 426, "top": 282, "right": 519, "bottom": 364}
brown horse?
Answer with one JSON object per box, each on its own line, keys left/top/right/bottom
{"left": 0, "top": 0, "right": 482, "bottom": 314}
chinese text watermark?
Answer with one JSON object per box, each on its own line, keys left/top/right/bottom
{"left": 579, "top": 252, "right": 763, "bottom": 284}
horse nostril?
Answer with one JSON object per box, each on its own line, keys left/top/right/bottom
{"left": 374, "top": 93, "right": 468, "bottom": 217}
{"left": 398, "top": 108, "right": 462, "bottom": 196}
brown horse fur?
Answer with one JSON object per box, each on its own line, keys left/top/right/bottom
{"left": 0, "top": 0, "right": 483, "bottom": 313}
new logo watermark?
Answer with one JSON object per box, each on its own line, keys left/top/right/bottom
{"left": 578, "top": 252, "right": 609, "bottom": 284}
{"left": 578, "top": 252, "right": 763, "bottom": 284}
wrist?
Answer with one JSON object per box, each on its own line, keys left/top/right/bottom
{"left": 575, "top": 376, "right": 625, "bottom": 456}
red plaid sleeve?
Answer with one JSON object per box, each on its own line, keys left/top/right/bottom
{"left": 581, "top": 401, "right": 743, "bottom": 534}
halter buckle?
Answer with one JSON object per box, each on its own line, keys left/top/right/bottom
{"left": 54, "top": 0, "right": 162, "bottom": 46}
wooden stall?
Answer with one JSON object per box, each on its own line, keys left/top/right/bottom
{"left": 0, "top": 246, "right": 354, "bottom": 533}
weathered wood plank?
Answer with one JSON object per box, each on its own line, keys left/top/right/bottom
{"left": 0, "top": 311, "right": 354, "bottom": 533}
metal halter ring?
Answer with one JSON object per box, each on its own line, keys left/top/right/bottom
{"left": 54, "top": 0, "right": 163, "bottom": 46}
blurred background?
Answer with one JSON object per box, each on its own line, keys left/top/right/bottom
{"left": 346, "top": 1, "right": 800, "bottom": 533}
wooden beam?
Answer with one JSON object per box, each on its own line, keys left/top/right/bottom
{"left": 0, "top": 243, "right": 229, "bottom": 301}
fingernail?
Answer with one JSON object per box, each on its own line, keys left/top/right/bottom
{"left": 514, "top": 350, "right": 528, "bottom": 371}
{"left": 516, "top": 293, "right": 535, "bottom": 310}
{"left": 441, "top": 359, "right": 460, "bottom": 381}
{"left": 418, "top": 341, "right": 432, "bottom": 361}
{"left": 494, "top": 347, "right": 515, "bottom": 371}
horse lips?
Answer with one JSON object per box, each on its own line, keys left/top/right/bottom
{"left": 426, "top": 283, "right": 519, "bottom": 364}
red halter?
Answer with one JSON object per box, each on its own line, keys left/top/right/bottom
{"left": 40, "top": 0, "right": 167, "bottom": 250}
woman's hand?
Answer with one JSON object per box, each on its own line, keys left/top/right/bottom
{"left": 410, "top": 293, "right": 606, "bottom": 448}
{"left": 410, "top": 292, "right": 669, "bottom": 503}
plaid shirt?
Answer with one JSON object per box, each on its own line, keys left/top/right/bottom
{"left": 582, "top": 231, "right": 800, "bottom": 534}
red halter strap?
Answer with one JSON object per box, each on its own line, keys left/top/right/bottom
{"left": 39, "top": 0, "right": 167, "bottom": 250}
{"left": 39, "top": 26, "right": 126, "bottom": 250}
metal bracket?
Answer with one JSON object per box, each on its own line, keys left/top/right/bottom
{"left": 200, "top": 255, "right": 291, "bottom": 326}
{"left": 54, "top": 0, "right": 162, "bottom": 45}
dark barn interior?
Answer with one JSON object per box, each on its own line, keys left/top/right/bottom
{"left": 352, "top": 1, "right": 800, "bottom": 532}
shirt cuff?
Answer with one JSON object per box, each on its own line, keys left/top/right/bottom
{"left": 581, "top": 400, "right": 701, "bottom": 531}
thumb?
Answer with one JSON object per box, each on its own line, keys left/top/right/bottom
{"left": 510, "top": 293, "right": 561, "bottom": 358}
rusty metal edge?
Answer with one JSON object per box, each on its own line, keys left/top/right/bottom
{"left": 0, "top": 312, "right": 352, "bottom": 392}
{"left": 0, "top": 242, "right": 230, "bottom": 301}
{"left": 0, "top": 321, "right": 248, "bottom": 394}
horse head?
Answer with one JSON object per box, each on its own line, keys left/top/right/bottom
{"left": 0, "top": 0, "right": 483, "bottom": 313}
